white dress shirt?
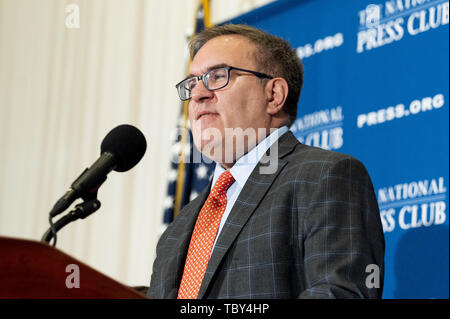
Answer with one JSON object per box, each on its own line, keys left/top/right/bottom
{"left": 210, "top": 126, "right": 289, "bottom": 249}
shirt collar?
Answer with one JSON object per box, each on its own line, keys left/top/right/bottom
{"left": 211, "top": 126, "right": 289, "bottom": 189}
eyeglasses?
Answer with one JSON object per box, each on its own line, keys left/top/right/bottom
{"left": 175, "top": 66, "right": 273, "bottom": 101}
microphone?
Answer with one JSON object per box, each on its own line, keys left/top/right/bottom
{"left": 49, "top": 124, "right": 147, "bottom": 218}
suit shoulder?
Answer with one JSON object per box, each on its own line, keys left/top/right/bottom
{"left": 292, "top": 143, "right": 367, "bottom": 165}
{"left": 285, "top": 143, "right": 371, "bottom": 179}
{"left": 292, "top": 142, "right": 355, "bottom": 161}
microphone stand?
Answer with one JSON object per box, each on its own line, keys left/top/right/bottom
{"left": 42, "top": 176, "right": 106, "bottom": 246}
{"left": 41, "top": 197, "right": 101, "bottom": 246}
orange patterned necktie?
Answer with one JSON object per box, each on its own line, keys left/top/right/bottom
{"left": 177, "top": 170, "right": 235, "bottom": 299}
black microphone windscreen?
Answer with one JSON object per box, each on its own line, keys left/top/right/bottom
{"left": 100, "top": 124, "right": 147, "bottom": 172}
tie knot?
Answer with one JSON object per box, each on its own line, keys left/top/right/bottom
{"left": 211, "top": 171, "right": 235, "bottom": 197}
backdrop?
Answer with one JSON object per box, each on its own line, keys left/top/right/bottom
{"left": 227, "top": 0, "right": 449, "bottom": 299}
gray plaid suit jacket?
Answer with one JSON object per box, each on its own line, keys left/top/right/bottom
{"left": 148, "top": 131, "right": 385, "bottom": 299}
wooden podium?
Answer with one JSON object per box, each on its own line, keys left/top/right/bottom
{"left": 0, "top": 236, "right": 148, "bottom": 298}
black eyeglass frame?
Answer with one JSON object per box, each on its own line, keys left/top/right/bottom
{"left": 175, "top": 66, "right": 273, "bottom": 101}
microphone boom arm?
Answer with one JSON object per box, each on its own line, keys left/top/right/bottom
{"left": 41, "top": 199, "right": 101, "bottom": 244}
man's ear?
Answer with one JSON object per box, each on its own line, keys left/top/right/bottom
{"left": 265, "top": 77, "right": 288, "bottom": 116}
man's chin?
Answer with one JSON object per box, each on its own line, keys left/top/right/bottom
{"left": 197, "top": 143, "right": 222, "bottom": 162}
{"left": 194, "top": 142, "right": 230, "bottom": 165}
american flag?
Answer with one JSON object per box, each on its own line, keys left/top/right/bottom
{"left": 163, "top": 0, "right": 214, "bottom": 225}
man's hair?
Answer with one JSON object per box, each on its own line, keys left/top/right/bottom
{"left": 190, "top": 24, "right": 304, "bottom": 126}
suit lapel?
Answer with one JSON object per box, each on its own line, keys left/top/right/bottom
{"left": 197, "top": 131, "right": 299, "bottom": 298}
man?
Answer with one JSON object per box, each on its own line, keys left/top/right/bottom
{"left": 148, "top": 24, "right": 385, "bottom": 299}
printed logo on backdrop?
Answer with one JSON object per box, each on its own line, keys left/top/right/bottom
{"left": 378, "top": 177, "right": 447, "bottom": 232}
{"left": 291, "top": 106, "right": 344, "bottom": 150}
{"left": 295, "top": 33, "right": 344, "bottom": 60}
{"left": 357, "top": 0, "right": 449, "bottom": 53}
{"left": 356, "top": 92, "right": 445, "bottom": 128}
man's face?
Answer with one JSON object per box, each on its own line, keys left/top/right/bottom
{"left": 188, "top": 35, "right": 270, "bottom": 167}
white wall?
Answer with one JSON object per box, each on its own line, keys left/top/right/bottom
{"left": 0, "top": 0, "right": 274, "bottom": 287}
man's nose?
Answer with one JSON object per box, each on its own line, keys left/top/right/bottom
{"left": 191, "top": 80, "right": 214, "bottom": 102}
